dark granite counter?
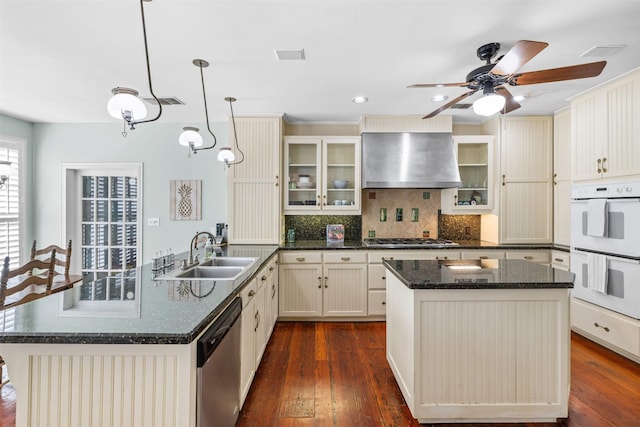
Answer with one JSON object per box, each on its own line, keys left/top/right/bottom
{"left": 383, "top": 258, "right": 575, "bottom": 289}
{"left": 0, "top": 244, "right": 278, "bottom": 345}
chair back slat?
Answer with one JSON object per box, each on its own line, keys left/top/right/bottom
{"left": 1, "top": 251, "right": 57, "bottom": 309}
{"left": 31, "top": 240, "right": 72, "bottom": 276}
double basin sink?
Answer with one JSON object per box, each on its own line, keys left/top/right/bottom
{"left": 156, "top": 257, "right": 259, "bottom": 281}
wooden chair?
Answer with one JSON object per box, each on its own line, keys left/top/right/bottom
{"left": 0, "top": 252, "right": 57, "bottom": 309}
{"left": 31, "top": 239, "right": 72, "bottom": 276}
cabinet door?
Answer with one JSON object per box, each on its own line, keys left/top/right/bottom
{"left": 571, "top": 92, "right": 604, "bottom": 181}
{"left": 228, "top": 117, "right": 282, "bottom": 244}
{"left": 603, "top": 73, "right": 640, "bottom": 179}
{"left": 323, "top": 263, "right": 367, "bottom": 317}
{"left": 554, "top": 109, "right": 572, "bottom": 246}
{"left": 284, "top": 137, "right": 321, "bottom": 211}
{"left": 240, "top": 279, "right": 258, "bottom": 405}
{"left": 264, "top": 259, "right": 279, "bottom": 336}
{"left": 322, "top": 137, "right": 361, "bottom": 212}
{"left": 278, "top": 264, "right": 323, "bottom": 317}
{"left": 254, "top": 282, "right": 268, "bottom": 367}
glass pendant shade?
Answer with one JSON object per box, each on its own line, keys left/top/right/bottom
{"left": 107, "top": 87, "right": 147, "bottom": 121}
{"left": 179, "top": 127, "right": 204, "bottom": 147}
{"left": 217, "top": 147, "right": 235, "bottom": 162}
{"left": 473, "top": 93, "right": 505, "bottom": 116}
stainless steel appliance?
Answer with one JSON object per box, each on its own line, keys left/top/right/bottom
{"left": 361, "top": 132, "right": 462, "bottom": 189}
{"left": 197, "top": 297, "right": 242, "bottom": 427}
{"left": 570, "top": 182, "right": 640, "bottom": 319}
{"left": 362, "top": 237, "right": 459, "bottom": 248}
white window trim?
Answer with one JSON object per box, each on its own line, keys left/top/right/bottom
{"left": 0, "top": 133, "right": 26, "bottom": 263}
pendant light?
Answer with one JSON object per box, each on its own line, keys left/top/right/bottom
{"left": 107, "top": 0, "right": 162, "bottom": 136}
{"left": 217, "top": 97, "right": 245, "bottom": 168}
{"left": 178, "top": 59, "right": 217, "bottom": 157}
{"left": 472, "top": 81, "right": 506, "bottom": 116}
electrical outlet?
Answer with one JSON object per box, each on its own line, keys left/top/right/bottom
{"left": 148, "top": 217, "right": 160, "bottom": 226}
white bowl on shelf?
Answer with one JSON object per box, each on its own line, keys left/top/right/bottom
{"left": 333, "top": 180, "right": 348, "bottom": 189}
{"left": 297, "top": 181, "right": 314, "bottom": 188}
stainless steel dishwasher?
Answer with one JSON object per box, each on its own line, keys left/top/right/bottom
{"left": 197, "top": 296, "right": 242, "bottom": 427}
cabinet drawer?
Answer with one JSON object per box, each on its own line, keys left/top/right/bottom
{"left": 505, "top": 250, "right": 550, "bottom": 264}
{"left": 368, "top": 264, "right": 387, "bottom": 289}
{"left": 368, "top": 250, "right": 460, "bottom": 263}
{"left": 368, "top": 290, "right": 387, "bottom": 316}
{"left": 572, "top": 298, "right": 640, "bottom": 356}
{"left": 551, "top": 250, "right": 570, "bottom": 270}
{"left": 279, "top": 251, "right": 322, "bottom": 264}
{"left": 240, "top": 277, "right": 258, "bottom": 307}
{"left": 461, "top": 250, "right": 505, "bottom": 260}
{"left": 323, "top": 251, "right": 367, "bottom": 264}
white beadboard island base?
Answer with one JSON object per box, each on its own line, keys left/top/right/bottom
{"left": 385, "top": 259, "right": 572, "bottom": 424}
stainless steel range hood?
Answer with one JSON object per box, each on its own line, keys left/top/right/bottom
{"left": 361, "top": 132, "right": 462, "bottom": 189}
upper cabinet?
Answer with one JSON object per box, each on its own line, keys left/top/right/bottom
{"left": 553, "top": 109, "right": 571, "bottom": 246}
{"left": 228, "top": 117, "right": 282, "bottom": 244}
{"left": 571, "top": 69, "right": 640, "bottom": 182}
{"left": 284, "top": 136, "right": 361, "bottom": 214}
{"left": 442, "top": 135, "right": 495, "bottom": 214}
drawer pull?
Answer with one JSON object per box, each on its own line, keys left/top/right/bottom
{"left": 318, "top": 276, "right": 322, "bottom": 288}
{"left": 271, "top": 284, "right": 276, "bottom": 298}
{"left": 269, "top": 266, "right": 274, "bottom": 271}
{"left": 479, "top": 256, "right": 488, "bottom": 259}
{"left": 554, "top": 258, "right": 564, "bottom": 262}
{"left": 248, "top": 290, "right": 256, "bottom": 298}
{"left": 436, "top": 256, "right": 448, "bottom": 260}
{"left": 296, "top": 257, "right": 306, "bottom": 262}
{"left": 594, "top": 322, "right": 610, "bottom": 332}
{"left": 261, "top": 275, "right": 267, "bottom": 281}
{"left": 341, "top": 256, "right": 351, "bottom": 261}
{"left": 524, "top": 256, "right": 533, "bottom": 260}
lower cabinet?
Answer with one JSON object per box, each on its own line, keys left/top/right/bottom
{"left": 551, "top": 250, "right": 570, "bottom": 271}
{"left": 279, "top": 251, "right": 367, "bottom": 318}
{"left": 505, "top": 249, "right": 550, "bottom": 265}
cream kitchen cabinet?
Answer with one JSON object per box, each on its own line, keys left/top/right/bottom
{"left": 571, "top": 69, "right": 640, "bottom": 182}
{"left": 553, "top": 109, "right": 572, "bottom": 246}
{"left": 499, "top": 116, "right": 553, "bottom": 244}
{"left": 284, "top": 136, "right": 361, "bottom": 214}
{"left": 551, "top": 250, "right": 570, "bottom": 271}
{"left": 262, "top": 256, "right": 279, "bottom": 337}
{"left": 239, "top": 276, "right": 266, "bottom": 405}
{"left": 442, "top": 135, "right": 495, "bottom": 213}
{"left": 505, "top": 249, "right": 550, "bottom": 265}
{"left": 278, "top": 251, "right": 367, "bottom": 318}
{"left": 228, "top": 117, "right": 282, "bottom": 244}
{"left": 460, "top": 249, "right": 505, "bottom": 260}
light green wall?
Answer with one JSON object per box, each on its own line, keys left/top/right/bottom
{"left": 9, "top": 117, "right": 230, "bottom": 264}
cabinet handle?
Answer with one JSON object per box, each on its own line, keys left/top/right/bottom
{"left": 272, "top": 284, "right": 276, "bottom": 298}
{"left": 275, "top": 175, "right": 279, "bottom": 186}
{"left": 255, "top": 311, "right": 261, "bottom": 331}
{"left": 454, "top": 194, "right": 458, "bottom": 206}
{"left": 436, "top": 256, "right": 448, "bottom": 260}
{"left": 318, "top": 276, "right": 322, "bottom": 288}
{"left": 594, "top": 322, "right": 610, "bottom": 332}
{"left": 296, "top": 257, "right": 306, "bottom": 262}
{"left": 248, "top": 290, "right": 256, "bottom": 298}
{"left": 479, "top": 256, "right": 488, "bottom": 259}
{"left": 553, "top": 173, "right": 558, "bottom": 185}
{"left": 524, "top": 256, "right": 533, "bottom": 260}
{"left": 324, "top": 276, "right": 328, "bottom": 288}
{"left": 341, "top": 256, "right": 351, "bottom": 261}
{"left": 554, "top": 257, "right": 564, "bottom": 262}
{"left": 502, "top": 174, "right": 506, "bottom": 186}
{"left": 597, "top": 158, "right": 602, "bottom": 174}
{"left": 602, "top": 157, "right": 608, "bottom": 173}
{"left": 261, "top": 275, "right": 267, "bottom": 281}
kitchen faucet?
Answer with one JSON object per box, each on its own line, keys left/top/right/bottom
{"left": 185, "top": 231, "right": 216, "bottom": 268}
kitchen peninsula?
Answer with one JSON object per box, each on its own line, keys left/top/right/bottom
{"left": 0, "top": 245, "right": 278, "bottom": 427}
{"left": 384, "top": 258, "right": 574, "bottom": 424}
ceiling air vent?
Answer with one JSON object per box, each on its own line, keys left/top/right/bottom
{"left": 580, "top": 45, "right": 625, "bottom": 58}
{"left": 275, "top": 49, "right": 305, "bottom": 60}
{"left": 143, "top": 97, "right": 185, "bottom": 106}
{"left": 450, "top": 103, "right": 472, "bottom": 110}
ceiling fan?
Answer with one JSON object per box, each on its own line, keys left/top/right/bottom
{"left": 409, "top": 40, "right": 607, "bottom": 119}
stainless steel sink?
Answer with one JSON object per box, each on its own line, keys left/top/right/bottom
{"left": 154, "top": 256, "right": 259, "bottom": 281}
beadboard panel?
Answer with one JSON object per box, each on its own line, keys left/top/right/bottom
{"left": 359, "top": 115, "right": 452, "bottom": 133}
{"left": 229, "top": 117, "right": 282, "bottom": 181}
{"left": 500, "top": 181, "right": 552, "bottom": 243}
{"left": 324, "top": 264, "right": 367, "bottom": 316}
{"left": 231, "top": 181, "right": 280, "bottom": 243}
{"left": 571, "top": 95, "right": 602, "bottom": 180}
{"left": 278, "top": 264, "right": 323, "bottom": 316}
{"left": 501, "top": 117, "right": 552, "bottom": 180}
{"left": 606, "top": 78, "right": 639, "bottom": 179}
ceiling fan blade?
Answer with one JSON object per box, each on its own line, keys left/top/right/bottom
{"left": 494, "top": 86, "right": 521, "bottom": 114}
{"left": 422, "top": 90, "right": 478, "bottom": 119}
{"left": 511, "top": 61, "right": 607, "bottom": 85}
{"left": 490, "top": 40, "right": 549, "bottom": 76}
{"left": 408, "top": 82, "right": 470, "bottom": 88}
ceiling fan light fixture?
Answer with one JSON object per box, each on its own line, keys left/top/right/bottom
{"left": 473, "top": 93, "right": 505, "bottom": 116}
{"left": 513, "top": 94, "right": 527, "bottom": 102}
{"left": 107, "top": 87, "right": 147, "bottom": 121}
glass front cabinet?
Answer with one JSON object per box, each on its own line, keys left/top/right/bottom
{"left": 441, "top": 135, "right": 494, "bottom": 214}
{"left": 284, "top": 136, "right": 361, "bottom": 214}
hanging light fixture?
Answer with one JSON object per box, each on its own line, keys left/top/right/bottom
{"left": 217, "top": 97, "right": 245, "bottom": 168}
{"left": 178, "top": 59, "right": 218, "bottom": 157}
{"left": 0, "top": 161, "right": 17, "bottom": 189}
{"left": 107, "top": 0, "right": 162, "bottom": 136}
{"left": 472, "top": 81, "right": 506, "bottom": 116}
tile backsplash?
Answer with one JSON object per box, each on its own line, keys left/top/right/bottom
{"left": 438, "top": 213, "right": 481, "bottom": 240}
{"left": 361, "top": 189, "right": 441, "bottom": 239}
{"left": 285, "top": 215, "right": 362, "bottom": 240}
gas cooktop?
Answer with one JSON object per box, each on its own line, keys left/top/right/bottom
{"left": 362, "top": 238, "right": 459, "bottom": 248}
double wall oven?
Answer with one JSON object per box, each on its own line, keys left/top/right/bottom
{"left": 571, "top": 182, "right": 640, "bottom": 319}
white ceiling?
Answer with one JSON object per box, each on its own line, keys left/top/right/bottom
{"left": 1, "top": 0, "right": 639, "bottom": 126}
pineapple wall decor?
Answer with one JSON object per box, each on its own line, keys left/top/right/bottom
{"left": 170, "top": 180, "right": 202, "bottom": 220}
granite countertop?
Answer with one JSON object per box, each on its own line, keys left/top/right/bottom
{"left": 383, "top": 258, "right": 575, "bottom": 289}
{"left": 0, "top": 245, "right": 279, "bottom": 345}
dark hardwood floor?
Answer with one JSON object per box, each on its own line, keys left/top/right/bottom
{"left": 1, "top": 323, "right": 639, "bottom": 426}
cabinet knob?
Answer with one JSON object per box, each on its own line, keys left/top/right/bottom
{"left": 248, "top": 290, "right": 256, "bottom": 298}
{"left": 381, "top": 301, "right": 386, "bottom": 305}
{"left": 524, "top": 256, "right": 533, "bottom": 260}
{"left": 382, "top": 276, "right": 386, "bottom": 280}
{"left": 436, "top": 256, "right": 448, "bottom": 260}
{"left": 261, "top": 275, "right": 267, "bottom": 281}
{"left": 602, "top": 157, "right": 608, "bottom": 173}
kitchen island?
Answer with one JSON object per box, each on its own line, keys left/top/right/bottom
{"left": 384, "top": 258, "right": 574, "bottom": 424}
{"left": 0, "top": 244, "right": 278, "bottom": 427}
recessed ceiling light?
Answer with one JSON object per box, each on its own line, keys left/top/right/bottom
{"left": 431, "top": 94, "right": 448, "bottom": 102}
{"left": 513, "top": 95, "right": 527, "bottom": 102}
{"left": 352, "top": 96, "right": 368, "bottom": 104}
{"left": 274, "top": 49, "right": 305, "bottom": 60}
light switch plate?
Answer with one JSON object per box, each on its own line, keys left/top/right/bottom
{"left": 148, "top": 217, "right": 160, "bottom": 226}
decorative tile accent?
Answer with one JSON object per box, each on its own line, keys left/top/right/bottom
{"left": 284, "top": 215, "right": 361, "bottom": 240}
{"left": 380, "top": 208, "right": 387, "bottom": 222}
{"left": 170, "top": 180, "right": 201, "bottom": 221}
{"left": 411, "top": 208, "right": 419, "bottom": 222}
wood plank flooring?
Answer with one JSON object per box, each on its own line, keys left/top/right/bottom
{"left": 238, "top": 322, "right": 640, "bottom": 427}
{"left": 1, "top": 322, "right": 639, "bottom": 426}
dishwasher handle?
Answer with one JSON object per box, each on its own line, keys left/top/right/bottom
{"left": 197, "top": 297, "right": 242, "bottom": 367}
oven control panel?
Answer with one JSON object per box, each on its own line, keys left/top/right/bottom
{"left": 572, "top": 182, "right": 640, "bottom": 199}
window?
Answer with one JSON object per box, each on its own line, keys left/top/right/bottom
{"left": 0, "top": 135, "right": 24, "bottom": 331}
